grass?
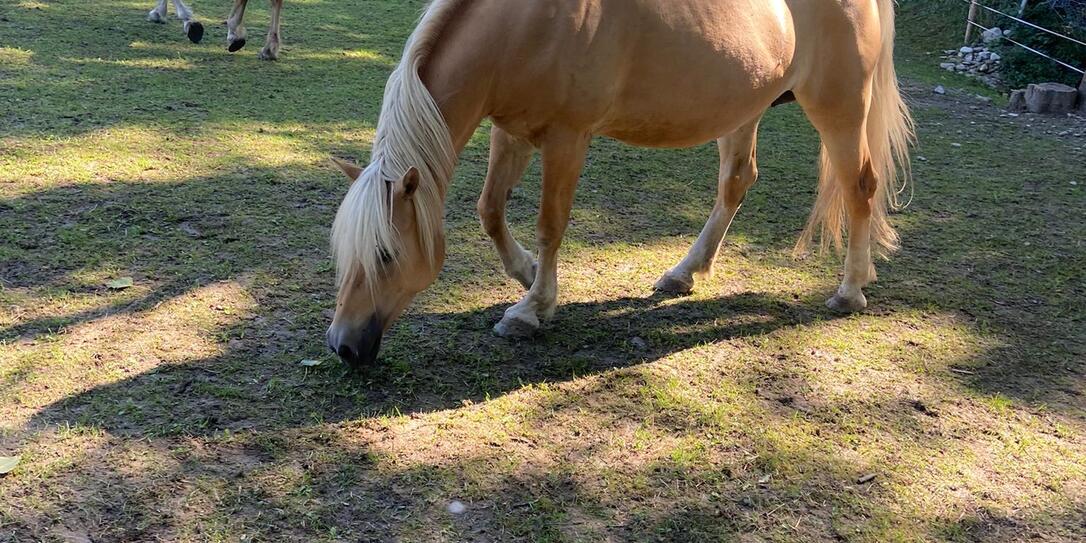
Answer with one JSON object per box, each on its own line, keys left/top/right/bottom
{"left": 1, "top": 0, "right": 1085, "bottom": 541}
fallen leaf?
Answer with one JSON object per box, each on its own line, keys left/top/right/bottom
{"left": 299, "top": 359, "right": 322, "bottom": 367}
{"left": 106, "top": 277, "right": 134, "bottom": 290}
{"left": 0, "top": 456, "right": 20, "bottom": 475}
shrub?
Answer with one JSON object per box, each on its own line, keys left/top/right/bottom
{"left": 998, "top": 1, "right": 1086, "bottom": 88}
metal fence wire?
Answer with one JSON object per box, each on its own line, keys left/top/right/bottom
{"left": 961, "top": 0, "right": 1086, "bottom": 76}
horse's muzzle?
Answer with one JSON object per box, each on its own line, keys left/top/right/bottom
{"left": 327, "top": 317, "right": 383, "bottom": 368}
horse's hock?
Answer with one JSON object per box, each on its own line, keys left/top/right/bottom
{"left": 1008, "top": 82, "right": 1081, "bottom": 114}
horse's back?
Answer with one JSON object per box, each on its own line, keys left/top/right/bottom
{"left": 466, "top": 0, "right": 867, "bottom": 146}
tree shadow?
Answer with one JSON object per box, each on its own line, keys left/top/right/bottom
{"left": 21, "top": 289, "right": 833, "bottom": 436}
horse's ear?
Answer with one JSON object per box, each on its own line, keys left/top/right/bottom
{"left": 401, "top": 167, "right": 420, "bottom": 198}
{"left": 330, "top": 157, "right": 364, "bottom": 182}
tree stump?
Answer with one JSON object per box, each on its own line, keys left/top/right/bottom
{"left": 1008, "top": 89, "right": 1027, "bottom": 112}
{"left": 1079, "top": 75, "right": 1086, "bottom": 114}
{"left": 1024, "top": 82, "right": 1079, "bottom": 114}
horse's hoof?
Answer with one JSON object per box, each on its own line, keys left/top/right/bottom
{"left": 653, "top": 273, "right": 693, "bottom": 295}
{"left": 258, "top": 48, "right": 279, "bottom": 61}
{"left": 493, "top": 315, "right": 539, "bottom": 339}
{"left": 826, "top": 293, "right": 867, "bottom": 313}
{"left": 228, "top": 38, "right": 246, "bottom": 52}
{"left": 147, "top": 10, "right": 166, "bottom": 23}
{"left": 186, "top": 21, "right": 204, "bottom": 43}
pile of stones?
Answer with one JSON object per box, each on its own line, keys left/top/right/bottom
{"left": 938, "top": 26, "right": 1012, "bottom": 88}
{"left": 939, "top": 45, "right": 1004, "bottom": 88}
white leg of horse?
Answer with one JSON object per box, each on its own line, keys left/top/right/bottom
{"left": 171, "top": 0, "right": 204, "bottom": 43}
{"left": 817, "top": 123, "right": 876, "bottom": 312}
{"left": 479, "top": 125, "right": 537, "bottom": 290}
{"left": 494, "top": 130, "right": 590, "bottom": 338}
{"left": 258, "top": 0, "right": 283, "bottom": 60}
{"left": 147, "top": 0, "right": 168, "bottom": 23}
{"left": 656, "top": 119, "right": 761, "bottom": 294}
{"left": 226, "top": 0, "right": 249, "bottom": 53}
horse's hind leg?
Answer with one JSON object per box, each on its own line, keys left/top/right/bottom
{"left": 800, "top": 101, "right": 877, "bottom": 312}
{"left": 655, "top": 118, "right": 761, "bottom": 295}
{"left": 171, "top": 0, "right": 204, "bottom": 43}
{"left": 258, "top": 0, "right": 283, "bottom": 60}
{"left": 479, "top": 125, "right": 537, "bottom": 290}
{"left": 226, "top": 0, "right": 249, "bottom": 52}
{"left": 147, "top": 0, "right": 167, "bottom": 23}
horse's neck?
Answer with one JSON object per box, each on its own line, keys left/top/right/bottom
{"left": 418, "top": 18, "right": 492, "bottom": 155}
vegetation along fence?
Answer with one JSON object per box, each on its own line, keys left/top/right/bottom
{"left": 961, "top": 0, "right": 1086, "bottom": 89}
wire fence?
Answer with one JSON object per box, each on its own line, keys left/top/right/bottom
{"left": 961, "top": 0, "right": 1086, "bottom": 77}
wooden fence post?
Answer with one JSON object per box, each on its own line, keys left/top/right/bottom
{"left": 965, "top": 0, "right": 980, "bottom": 44}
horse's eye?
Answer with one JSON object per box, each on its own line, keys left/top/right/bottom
{"left": 378, "top": 248, "right": 394, "bottom": 265}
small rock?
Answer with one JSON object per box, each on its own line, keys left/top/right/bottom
{"left": 960, "top": 46, "right": 973, "bottom": 54}
{"left": 739, "top": 496, "right": 755, "bottom": 508}
{"left": 447, "top": 501, "right": 467, "bottom": 515}
{"left": 630, "top": 336, "right": 648, "bottom": 350}
{"left": 940, "top": 62, "right": 956, "bottom": 71}
{"left": 933, "top": 85, "right": 945, "bottom": 95}
{"left": 989, "top": 52, "right": 1001, "bottom": 62}
{"left": 975, "top": 95, "right": 992, "bottom": 104}
{"left": 857, "top": 473, "right": 877, "bottom": 484}
{"left": 950, "top": 142, "right": 962, "bottom": 148}
{"left": 757, "top": 474, "right": 772, "bottom": 486}
{"left": 179, "top": 222, "right": 202, "bottom": 237}
{"left": 982, "top": 27, "right": 1003, "bottom": 44}
{"left": 917, "top": 156, "right": 927, "bottom": 162}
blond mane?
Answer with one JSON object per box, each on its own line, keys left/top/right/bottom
{"left": 330, "top": 0, "right": 460, "bottom": 288}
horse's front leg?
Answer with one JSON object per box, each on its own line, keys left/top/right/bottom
{"left": 479, "top": 125, "right": 537, "bottom": 290}
{"left": 226, "top": 0, "right": 249, "bottom": 52}
{"left": 171, "top": 0, "right": 204, "bottom": 43}
{"left": 494, "top": 129, "right": 590, "bottom": 338}
{"left": 258, "top": 0, "right": 283, "bottom": 60}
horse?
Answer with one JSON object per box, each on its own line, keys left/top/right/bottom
{"left": 146, "top": 0, "right": 284, "bottom": 60}
{"left": 326, "top": 0, "right": 914, "bottom": 367}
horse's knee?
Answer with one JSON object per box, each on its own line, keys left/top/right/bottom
{"left": 477, "top": 200, "right": 504, "bottom": 237}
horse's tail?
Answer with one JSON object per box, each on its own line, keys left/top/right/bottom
{"left": 796, "top": 0, "right": 914, "bottom": 257}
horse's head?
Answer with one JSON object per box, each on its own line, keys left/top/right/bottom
{"left": 326, "top": 157, "right": 445, "bottom": 368}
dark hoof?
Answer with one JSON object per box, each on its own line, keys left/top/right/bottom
{"left": 826, "top": 293, "right": 867, "bottom": 314}
{"left": 653, "top": 273, "right": 694, "bottom": 295}
{"left": 228, "top": 38, "right": 246, "bottom": 53}
{"left": 186, "top": 21, "right": 204, "bottom": 43}
{"left": 493, "top": 315, "right": 539, "bottom": 339}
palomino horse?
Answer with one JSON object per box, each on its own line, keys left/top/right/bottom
{"left": 147, "top": 0, "right": 284, "bottom": 60}
{"left": 327, "top": 0, "right": 913, "bottom": 367}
